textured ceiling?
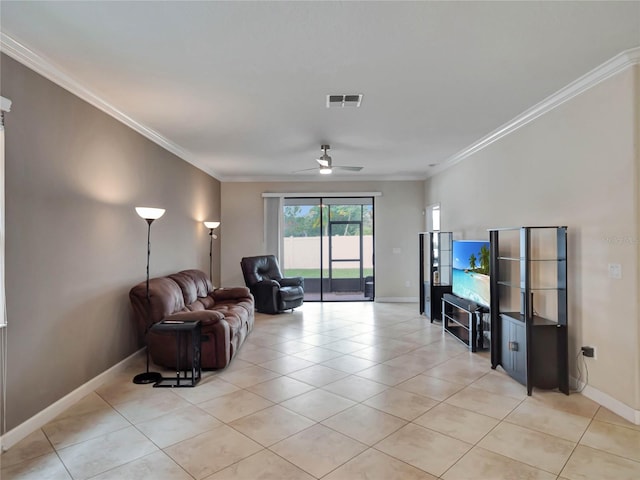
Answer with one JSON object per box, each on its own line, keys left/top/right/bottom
{"left": 1, "top": 1, "right": 639, "bottom": 181}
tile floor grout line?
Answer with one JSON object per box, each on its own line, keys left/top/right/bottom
{"left": 263, "top": 443, "right": 321, "bottom": 479}
{"left": 555, "top": 409, "right": 598, "bottom": 478}
{"left": 436, "top": 391, "right": 529, "bottom": 479}
{"left": 12, "top": 427, "right": 77, "bottom": 480}
{"left": 560, "top": 410, "right": 640, "bottom": 469}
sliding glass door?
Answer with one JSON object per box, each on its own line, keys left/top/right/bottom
{"left": 282, "top": 199, "right": 324, "bottom": 299}
{"left": 282, "top": 197, "right": 374, "bottom": 302}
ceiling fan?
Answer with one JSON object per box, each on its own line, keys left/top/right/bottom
{"left": 295, "top": 144, "right": 363, "bottom": 174}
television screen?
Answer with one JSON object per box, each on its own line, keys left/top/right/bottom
{"left": 452, "top": 240, "right": 490, "bottom": 307}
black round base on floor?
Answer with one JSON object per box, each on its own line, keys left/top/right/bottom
{"left": 132, "top": 371, "right": 162, "bottom": 384}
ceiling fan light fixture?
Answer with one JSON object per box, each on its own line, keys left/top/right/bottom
{"left": 317, "top": 156, "right": 330, "bottom": 167}
{"left": 319, "top": 166, "right": 332, "bottom": 175}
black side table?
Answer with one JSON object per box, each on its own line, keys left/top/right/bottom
{"left": 150, "top": 320, "right": 202, "bottom": 388}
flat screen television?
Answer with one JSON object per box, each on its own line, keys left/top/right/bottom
{"left": 452, "top": 240, "right": 490, "bottom": 307}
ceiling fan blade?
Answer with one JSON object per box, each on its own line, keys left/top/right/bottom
{"left": 293, "top": 167, "right": 321, "bottom": 173}
{"left": 334, "top": 166, "right": 363, "bottom": 171}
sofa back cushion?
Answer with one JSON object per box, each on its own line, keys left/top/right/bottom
{"left": 169, "top": 271, "right": 198, "bottom": 305}
{"left": 130, "top": 277, "right": 186, "bottom": 336}
{"left": 177, "top": 270, "right": 212, "bottom": 297}
{"left": 169, "top": 270, "right": 214, "bottom": 311}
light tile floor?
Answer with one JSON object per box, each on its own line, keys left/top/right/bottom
{"left": 3, "top": 302, "right": 640, "bottom": 479}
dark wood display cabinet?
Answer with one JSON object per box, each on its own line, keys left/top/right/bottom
{"left": 419, "top": 231, "right": 452, "bottom": 322}
{"left": 489, "top": 226, "right": 569, "bottom": 395}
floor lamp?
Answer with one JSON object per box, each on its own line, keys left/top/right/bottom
{"left": 133, "top": 206, "right": 166, "bottom": 385}
{"left": 203, "top": 221, "right": 220, "bottom": 283}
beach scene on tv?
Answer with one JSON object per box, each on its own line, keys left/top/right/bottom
{"left": 452, "top": 240, "right": 490, "bottom": 307}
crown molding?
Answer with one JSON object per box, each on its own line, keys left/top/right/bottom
{"left": 224, "top": 173, "right": 427, "bottom": 183}
{"left": 262, "top": 191, "right": 382, "bottom": 198}
{"left": 430, "top": 46, "right": 640, "bottom": 176}
{"left": 0, "top": 33, "right": 221, "bottom": 180}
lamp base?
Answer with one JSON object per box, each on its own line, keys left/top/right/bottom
{"left": 132, "top": 371, "right": 162, "bottom": 385}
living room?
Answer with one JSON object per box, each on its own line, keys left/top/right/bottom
{"left": 1, "top": 2, "right": 639, "bottom": 479}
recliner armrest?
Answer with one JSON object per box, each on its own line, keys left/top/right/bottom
{"left": 279, "top": 277, "right": 304, "bottom": 288}
{"left": 253, "top": 279, "right": 281, "bottom": 289}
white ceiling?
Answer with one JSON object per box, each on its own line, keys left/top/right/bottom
{"left": 1, "top": 1, "right": 639, "bottom": 182}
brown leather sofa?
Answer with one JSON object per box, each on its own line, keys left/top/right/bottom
{"left": 130, "top": 269, "right": 254, "bottom": 369}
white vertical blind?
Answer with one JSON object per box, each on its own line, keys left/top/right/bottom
{"left": 263, "top": 196, "right": 282, "bottom": 260}
{"left": 0, "top": 96, "right": 9, "bottom": 328}
{"left": 0, "top": 126, "right": 5, "bottom": 329}
{"left": 1, "top": 96, "right": 10, "bottom": 442}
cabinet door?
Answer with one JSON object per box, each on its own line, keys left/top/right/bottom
{"left": 511, "top": 320, "right": 527, "bottom": 385}
{"left": 501, "top": 316, "right": 527, "bottom": 386}
{"left": 530, "top": 325, "right": 559, "bottom": 389}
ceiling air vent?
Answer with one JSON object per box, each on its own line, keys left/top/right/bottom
{"left": 326, "top": 94, "right": 363, "bottom": 108}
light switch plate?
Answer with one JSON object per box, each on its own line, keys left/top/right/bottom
{"left": 608, "top": 263, "right": 622, "bottom": 279}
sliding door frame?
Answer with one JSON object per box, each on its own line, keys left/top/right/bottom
{"left": 280, "top": 195, "right": 375, "bottom": 302}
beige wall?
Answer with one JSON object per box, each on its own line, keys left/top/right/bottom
{"left": 1, "top": 55, "right": 221, "bottom": 430}
{"left": 220, "top": 181, "right": 424, "bottom": 299}
{"left": 425, "top": 66, "right": 640, "bottom": 410}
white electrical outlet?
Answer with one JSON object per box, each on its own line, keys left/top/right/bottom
{"left": 608, "top": 263, "right": 622, "bottom": 279}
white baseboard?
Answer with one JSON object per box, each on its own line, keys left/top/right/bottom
{"left": 374, "top": 297, "right": 419, "bottom": 303}
{"left": 572, "top": 376, "right": 640, "bottom": 425}
{"left": 0, "top": 349, "right": 143, "bottom": 452}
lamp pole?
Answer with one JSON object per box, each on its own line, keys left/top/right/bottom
{"left": 208, "top": 228, "right": 214, "bottom": 282}
{"left": 133, "top": 207, "right": 165, "bottom": 385}
{"left": 145, "top": 218, "right": 153, "bottom": 305}
{"left": 203, "top": 221, "right": 220, "bottom": 284}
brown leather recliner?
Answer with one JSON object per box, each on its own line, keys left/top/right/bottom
{"left": 240, "top": 255, "right": 304, "bottom": 314}
{"left": 129, "top": 269, "right": 254, "bottom": 369}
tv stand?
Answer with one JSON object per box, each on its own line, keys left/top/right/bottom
{"left": 441, "top": 293, "right": 487, "bottom": 352}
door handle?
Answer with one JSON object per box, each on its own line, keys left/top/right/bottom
{"left": 509, "top": 341, "right": 519, "bottom": 352}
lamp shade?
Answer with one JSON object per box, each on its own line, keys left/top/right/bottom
{"left": 204, "top": 221, "right": 220, "bottom": 229}
{"left": 319, "top": 166, "right": 332, "bottom": 175}
{"left": 135, "top": 207, "right": 165, "bottom": 220}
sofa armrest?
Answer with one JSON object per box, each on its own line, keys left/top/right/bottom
{"left": 164, "top": 309, "right": 225, "bottom": 327}
{"left": 279, "top": 276, "right": 304, "bottom": 288}
{"left": 212, "top": 286, "right": 252, "bottom": 301}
